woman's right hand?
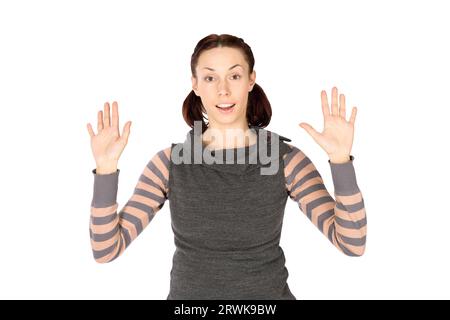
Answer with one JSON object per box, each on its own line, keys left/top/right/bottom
{"left": 87, "top": 101, "right": 132, "bottom": 171}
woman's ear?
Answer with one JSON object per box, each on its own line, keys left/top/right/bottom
{"left": 249, "top": 70, "right": 256, "bottom": 92}
{"left": 191, "top": 76, "right": 199, "bottom": 96}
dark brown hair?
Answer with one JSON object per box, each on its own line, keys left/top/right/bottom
{"left": 182, "top": 34, "right": 272, "bottom": 133}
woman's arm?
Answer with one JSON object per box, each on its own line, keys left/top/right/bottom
{"left": 283, "top": 144, "right": 366, "bottom": 256}
{"left": 89, "top": 147, "right": 171, "bottom": 263}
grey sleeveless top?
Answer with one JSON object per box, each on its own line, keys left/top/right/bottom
{"left": 166, "top": 125, "right": 296, "bottom": 300}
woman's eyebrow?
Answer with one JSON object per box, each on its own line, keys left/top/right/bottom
{"left": 202, "top": 64, "right": 243, "bottom": 71}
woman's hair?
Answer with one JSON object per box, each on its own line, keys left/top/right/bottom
{"left": 182, "top": 34, "right": 272, "bottom": 133}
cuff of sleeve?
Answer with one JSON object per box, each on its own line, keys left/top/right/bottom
{"left": 328, "top": 155, "right": 360, "bottom": 195}
{"left": 91, "top": 168, "right": 120, "bottom": 208}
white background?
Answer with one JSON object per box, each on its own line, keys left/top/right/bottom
{"left": 1, "top": 0, "right": 449, "bottom": 299}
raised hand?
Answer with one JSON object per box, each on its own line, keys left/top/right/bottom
{"left": 86, "top": 101, "right": 132, "bottom": 173}
{"left": 299, "top": 87, "right": 357, "bottom": 163}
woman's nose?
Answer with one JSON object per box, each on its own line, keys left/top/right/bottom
{"left": 217, "top": 81, "right": 230, "bottom": 95}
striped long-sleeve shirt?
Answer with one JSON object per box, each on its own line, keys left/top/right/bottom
{"left": 89, "top": 147, "right": 171, "bottom": 263}
{"left": 283, "top": 144, "right": 366, "bottom": 256}
{"left": 89, "top": 143, "right": 366, "bottom": 264}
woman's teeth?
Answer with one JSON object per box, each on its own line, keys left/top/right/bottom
{"left": 216, "top": 103, "right": 235, "bottom": 108}
{"left": 216, "top": 103, "right": 236, "bottom": 113}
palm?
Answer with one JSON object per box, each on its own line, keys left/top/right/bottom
{"left": 299, "top": 87, "right": 357, "bottom": 158}
{"left": 87, "top": 101, "right": 132, "bottom": 166}
{"left": 91, "top": 126, "right": 125, "bottom": 163}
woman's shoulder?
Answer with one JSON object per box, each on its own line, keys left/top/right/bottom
{"left": 146, "top": 146, "right": 172, "bottom": 173}
{"left": 281, "top": 142, "right": 305, "bottom": 161}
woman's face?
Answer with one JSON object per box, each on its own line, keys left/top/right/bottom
{"left": 192, "top": 46, "right": 256, "bottom": 130}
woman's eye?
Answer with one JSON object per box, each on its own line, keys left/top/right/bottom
{"left": 204, "top": 74, "right": 240, "bottom": 82}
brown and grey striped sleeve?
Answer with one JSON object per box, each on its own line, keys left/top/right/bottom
{"left": 89, "top": 147, "right": 171, "bottom": 263}
{"left": 283, "top": 143, "right": 366, "bottom": 256}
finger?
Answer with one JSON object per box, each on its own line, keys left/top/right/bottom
{"left": 339, "top": 94, "right": 346, "bottom": 119}
{"left": 112, "top": 101, "right": 119, "bottom": 129}
{"left": 299, "top": 122, "right": 320, "bottom": 141}
{"left": 87, "top": 123, "right": 95, "bottom": 138}
{"left": 321, "top": 90, "right": 330, "bottom": 118}
{"left": 97, "top": 110, "right": 103, "bottom": 132}
{"left": 121, "top": 121, "right": 132, "bottom": 141}
{"left": 349, "top": 106, "right": 357, "bottom": 124}
{"left": 331, "top": 87, "right": 338, "bottom": 115}
{"left": 104, "top": 102, "right": 111, "bottom": 128}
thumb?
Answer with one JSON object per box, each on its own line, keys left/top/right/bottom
{"left": 121, "top": 121, "right": 132, "bottom": 141}
{"left": 299, "top": 122, "right": 320, "bottom": 140}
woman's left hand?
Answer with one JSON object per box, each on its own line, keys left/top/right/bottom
{"left": 299, "top": 87, "right": 357, "bottom": 163}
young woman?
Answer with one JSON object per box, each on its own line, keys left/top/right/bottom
{"left": 87, "top": 34, "right": 366, "bottom": 300}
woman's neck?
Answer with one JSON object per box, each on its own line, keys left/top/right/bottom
{"left": 202, "top": 124, "right": 257, "bottom": 150}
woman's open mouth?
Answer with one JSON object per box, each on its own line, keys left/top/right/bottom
{"left": 216, "top": 103, "right": 236, "bottom": 114}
